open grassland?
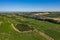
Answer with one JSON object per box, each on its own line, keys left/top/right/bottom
{"left": 0, "top": 13, "right": 60, "bottom": 40}
{"left": 0, "top": 14, "right": 47, "bottom": 40}
{"left": 51, "top": 18, "right": 60, "bottom": 22}
{"left": 18, "top": 15, "right": 60, "bottom": 40}
{"left": 43, "top": 12, "right": 60, "bottom": 18}
{"left": 43, "top": 12, "right": 60, "bottom": 23}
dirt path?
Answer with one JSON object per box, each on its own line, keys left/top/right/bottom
{"left": 11, "top": 24, "right": 21, "bottom": 33}
{"left": 0, "top": 21, "right": 2, "bottom": 25}
{"left": 11, "top": 23, "right": 54, "bottom": 40}
{"left": 11, "top": 24, "right": 33, "bottom": 33}
{"left": 34, "top": 29, "right": 54, "bottom": 40}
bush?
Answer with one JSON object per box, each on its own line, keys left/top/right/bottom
{"left": 15, "top": 23, "right": 34, "bottom": 31}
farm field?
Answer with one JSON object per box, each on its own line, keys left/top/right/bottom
{"left": 0, "top": 12, "right": 60, "bottom": 40}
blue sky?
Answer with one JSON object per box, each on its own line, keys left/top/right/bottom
{"left": 0, "top": 0, "right": 60, "bottom": 12}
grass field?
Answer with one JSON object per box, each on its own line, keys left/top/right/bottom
{"left": 0, "top": 13, "right": 60, "bottom": 40}
{"left": 44, "top": 12, "right": 60, "bottom": 18}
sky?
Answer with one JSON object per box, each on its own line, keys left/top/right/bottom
{"left": 0, "top": 0, "right": 60, "bottom": 12}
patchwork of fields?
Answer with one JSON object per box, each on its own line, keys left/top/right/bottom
{"left": 0, "top": 13, "right": 60, "bottom": 40}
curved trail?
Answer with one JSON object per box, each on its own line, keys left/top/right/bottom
{"left": 0, "top": 21, "right": 2, "bottom": 25}
{"left": 34, "top": 29, "right": 54, "bottom": 40}
{"left": 11, "top": 24, "right": 21, "bottom": 33}
{"left": 11, "top": 24, "right": 32, "bottom": 33}
{"left": 11, "top": 24, "right": 54, "bottom": 40}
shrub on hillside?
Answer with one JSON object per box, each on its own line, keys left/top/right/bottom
{"left": 15, "top": 23, "right": 34, "bottom": 31}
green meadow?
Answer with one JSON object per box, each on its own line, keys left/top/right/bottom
{"left": 0, "top": 13, "right": 60, "bottom": 40}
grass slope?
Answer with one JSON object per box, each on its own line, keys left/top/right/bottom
{"left": 0, "top": 14, "right": 60, "bottom": 40}
{"left": 0, "top": 15, "right": 46, "bottom": 40}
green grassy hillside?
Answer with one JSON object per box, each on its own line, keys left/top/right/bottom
{"left": 0, "top": 13, "right": 60, "bottom": 40}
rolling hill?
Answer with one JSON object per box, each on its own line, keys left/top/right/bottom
{"left": 0, "top": 12, "right": 60, "bottom": 40}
